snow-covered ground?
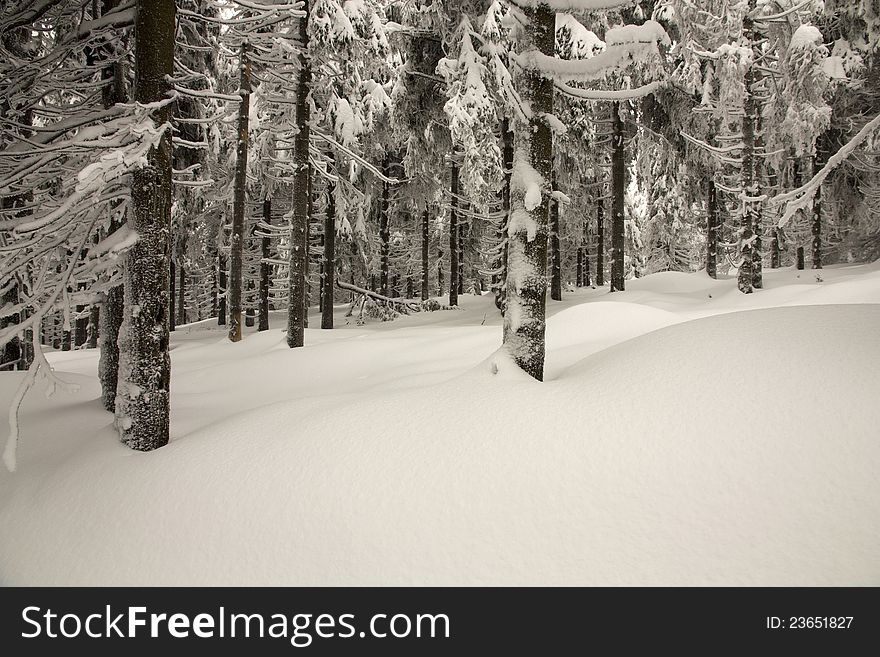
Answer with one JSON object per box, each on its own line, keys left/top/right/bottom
{"left": 1, "top": 263, "right": 879, "bottom": 585}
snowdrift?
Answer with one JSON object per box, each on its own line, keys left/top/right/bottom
{"left": 1, "top": 287, "right": 877, "bottom": 585}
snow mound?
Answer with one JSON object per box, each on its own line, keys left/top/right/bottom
{"left": 2, "top": 303, "right": 877, "bottom": 586}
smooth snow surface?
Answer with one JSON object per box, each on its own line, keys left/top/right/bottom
{"left": 1, "top": 264, "right": 879, "bottom": 585}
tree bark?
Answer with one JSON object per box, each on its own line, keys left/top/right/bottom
{"left": 495, "top": 120, "right": 513, "bottom": 312}
{"left": 503, "top": 3, "right": 553, "bottom": 380}
{"left": 115, "top": 0, "right": 175, "bottom": 450}
{"left": 738, "top": 8, "right": 759, "bottom": 294}
{"left": 549, "top": 174, "right": 562, "bottom": 300}
{"left": 596, "top": 193, "right": 604, "bottom": 286}
{"left": 379, "top": 155, "right": 391, "bottom": 297}
{"left": 449, "top": 158, "right": 459, "bottom": 307}
{"left": 217, "top": 251, "right": 227, "bottom": 325}
{"left": 420, "top": 205, "right": 429, "bottom": 300}
{"left": 169, "top": 258, "right": 176, "bottom": 331}
{"left": 321, "top": 171, "right": 336, "bottom": 329}
{"left": 229, "top": 42, "right": 251, "bottom": 342}
{"left": 610, "top": 101, "right": 625, "bottom": 292}
{"left": 259, "top": 198, "right": 271, "bottom": 331}
{"left": 706, "top": 177, "right": 718, "bottom": 279}
{"left": 178, "top": 260, "right": 186, "bottom": 325}
{"left": 286, "top": 3, "right": 310, "bottom": 348}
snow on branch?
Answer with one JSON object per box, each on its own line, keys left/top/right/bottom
{"left": 509, "top": 0, "right": 635, "bottom": 10}
{"left": 772, "top": 112, "right": 880, "bottom": 227}
{"left": 555, "top": 79, "right": 666, "bottom": 101}
{"left": 516, "top": 20, "right": 668, "bottom": 82}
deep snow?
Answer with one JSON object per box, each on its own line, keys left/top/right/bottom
{"left": 1, "top": 263, "right": 879, "bottom": 585}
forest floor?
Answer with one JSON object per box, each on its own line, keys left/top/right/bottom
{"left": 1, "top": 262, "right": 879, "bottom": 585}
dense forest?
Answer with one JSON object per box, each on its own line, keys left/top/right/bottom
{"left": 1, "top": 0, "right": 879, "bottom": 467}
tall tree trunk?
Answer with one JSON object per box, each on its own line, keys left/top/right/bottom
{"left": 812, "top": 134, "right": 828, "bottom": 270}
{"left": 420, "top": 205, "right": 430, "bottom": 301}
{"left": 96, "top": 38, "right": 127, "bottom": 406}
{"left": 178, "top": 260, "right": 186, "bottom": 325}
{"left": 549, "top": 174, "right": 562, "bottom": 300}
{"left": 218, "top": 251, "right": 227, "bottom": 325}
{"left": 437, "top": 245, "right": 444, "bottom": 296}
{"left": 495, "top": 120, "right": 513, "bottom": 312}
{"left": 259, "top": 198, "right": 271, "bottom": 331}
{"left": 503, "top": 4, "right": 553, "bottom": 380}
{"left": 379, "top": 155, "right": 391, "bottom": 297}
{"left": 321, "top": 172, "right": 336, "bottom": 329}
{"left": 752, "top": 115, "right": 764, "bottom": 288}
{"left": 738, "top": 7, "right": 759, "bottom": 294}
{"left": 707, "top": 177, "right": 718, "bottom": 278}
{"left": 596, "top": 193, "right": 604, "bottom": 286}
{"left": 229, "top": 42, "right": 251, "bottom": 342}
{"left": 287, "top": 3, "right": 310, "bottom": 348}
{"left": 170, "top": 258, "right": 176, "bottom": 331}
{"left": 610, "top": 102, "right": 625, "bottom": 293}
{"left": 457, "top": 204, "right": 465, "bottom": 295}
{"left": 449, "top": 158, "right": 459, "bottom": 307}
{"left": 115, "top": 0, "right": 175, "bottom": 450}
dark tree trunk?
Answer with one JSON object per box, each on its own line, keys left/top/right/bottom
{"left": 178, "top": 260, "right": 186, "bottom": 325}
{"left": 449, "top": 159, "right": 459, "bottom": 307}
{"left": 495, "top": 120, "right": 513, "bottom": 312}
{"left": 549, "top": 174, "right": 562, "bottom": 301}
{"left": 229, "top": 42, "right": 251, "bottom": 342}
{"left": 503, "top": 4, "right": 553, "bottom": 380}
{"left": 96, "top": 28, "right": 127, "bottom": 403}
{"left": 812, "top": 134, "right": 828, "bottom": 270}
{"left": 457, "top": 207, "right": 465, "bottom": 296}
{"left": 170, "top": 258, "right": 176, "bottom": 331}
{"left": 379, "top": 156, "right": 391, "bottom": 297}
{"left": 770, "top": 229, "right": 780, "bottom": 268}
{"left": 610, "top": 102, "right": 625, "bottom": 293}
{"left": 437, "top": 246, "right": 444, "bottom": 296}
{"left": 738, "top": 8, "right": 759, "bottom": 294}
{"left": 796, "top": 247, "right": 805, "bottom": 270}
{"left": 752, "top": 115, "right": 764, "bottom": 289}
{"left": 258, "top": 198, "right": 271, "bottom": 331}
{"left": 321, "top": 174, "right": 336, "bottom": 329}
{"left": 420, "top": 205, "right": 429, "bottom": 301}
{"left": 217, "top": 252, "right": 227, "bottom": 325}
{"left": 287, "top": 4, "right": 310, "bottom": 348}
{"left": 596, "top": 193, "right": 604, "bottom": 286}
{"left": 98, "top": 285, "right": 124, "bottom": 411}
{"left": 87, "top": 306, "right": 99, "bottom": 349}
{"left": 115, "top": 0, "right": 175, "bottom": 450}
{"left": 707, "top": 177, "right": 718, "bottom": 279}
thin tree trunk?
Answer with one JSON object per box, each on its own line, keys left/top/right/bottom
{"left": 97, "top": 59, "right": 126, "bottom": 406}
{"left": 738, "top": 6, "right": 759, "bottom": 294}
{"left": 495, "top": 120, "right": 513, "bottom": 312}
{"left": 596, "top": 193, "right": 604, "bottom": 286}
{"left": 812, "top": 134, "right": 827, "bottom": 269}
{"left": 178, "top": 260, "right": 186, "bottom": 325}
{"left": 449, "top": 158, "right": 459, "bottom": 307}
{"left": 321, "top": 172, "right": 336, "bottom": 329}
{"left": 707, "top": 177, "right": 718, "bottom": 278}
{"left": 610, "top": 102, "right": 625, "bottom": 293}
{"left": 379, "top": 155, "right": 390, "bottom": 297}
{"left": 115, "top": 0, "right": 175, "bottom": 450}
{"left": 287, "top": 3, "right": 310, "bottom": 348}
{"left": 259, "top": 198, "right": 271, "bottom": 331}
{"left": 170, "top": 258, "right": 176, "bottom": 331}
{"left": 796, "top": 246, "right": 805, "bottom": 270}
{"left": 503, "top": 3, "right": 553, "bottom": 380}
{"left": 550, "top": 173, "right": 562, "bottom": 300}
{"left": 420, "top": 205, "right": 429, "bottom": 301}
{"left": 229, "top": 42, "right": 251, "bottom": 342}
{"left": 217, "top": 252, "right": 227, "bottom": 325}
